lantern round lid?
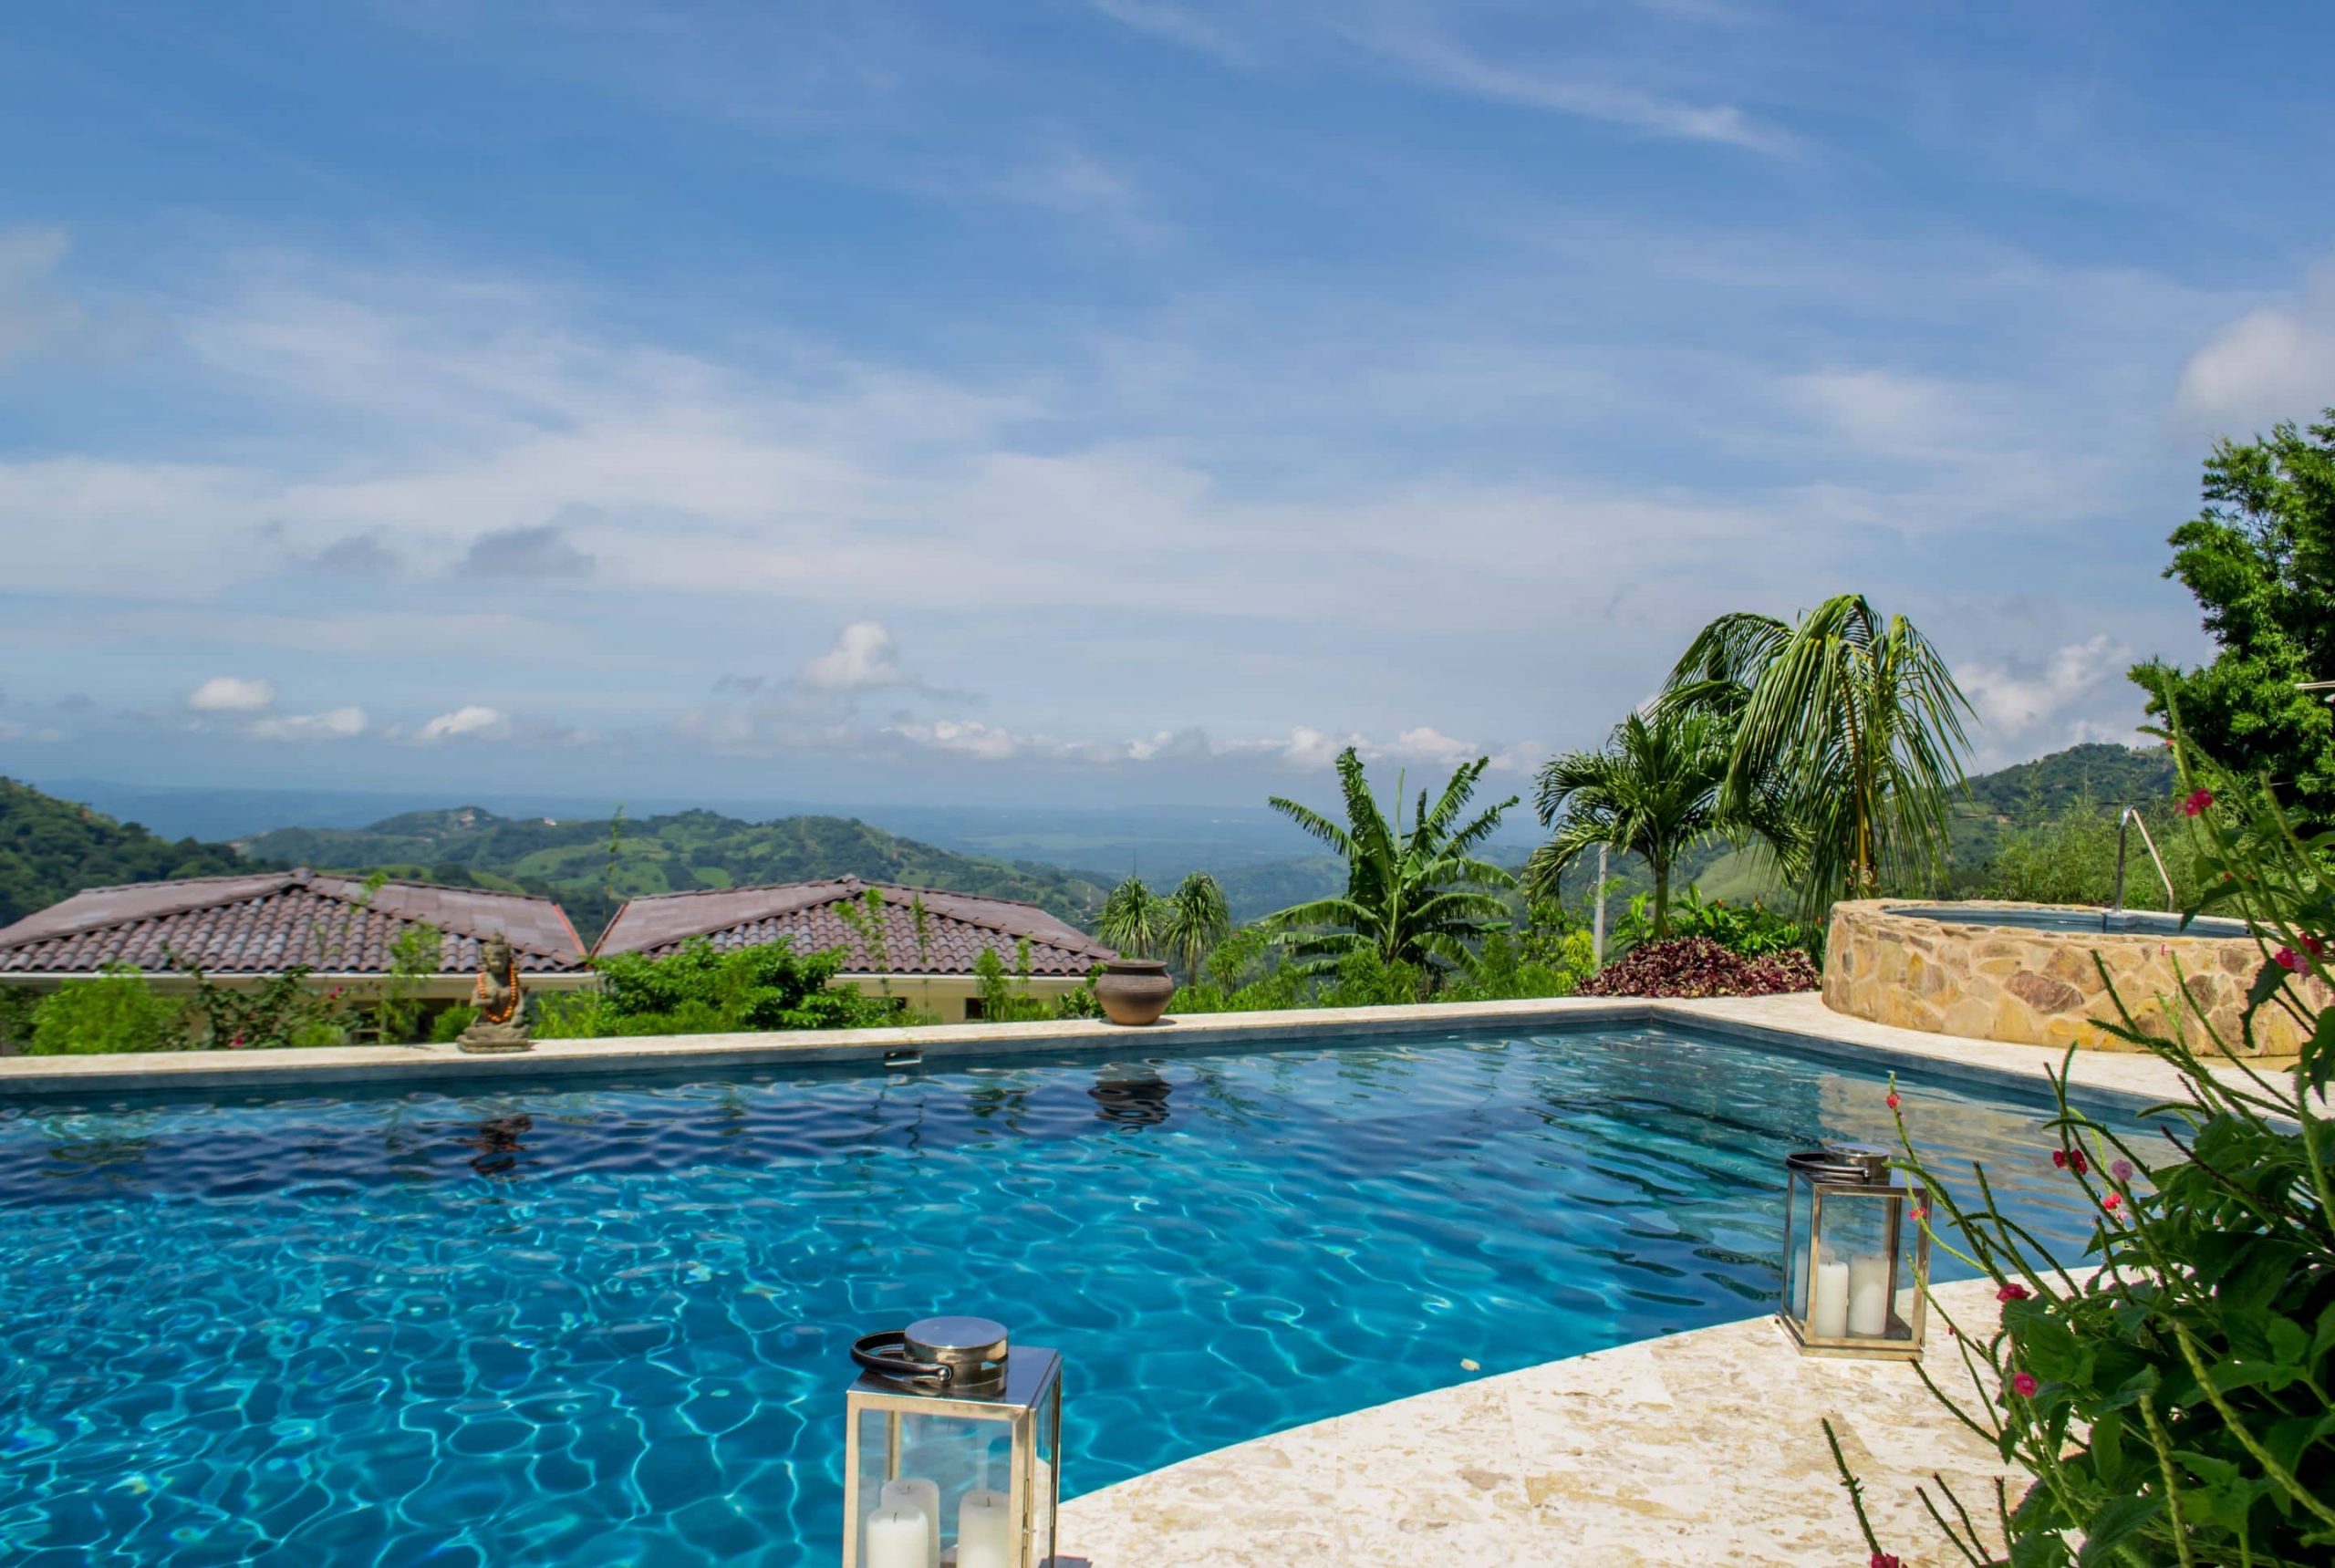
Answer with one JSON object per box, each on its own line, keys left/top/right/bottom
{"left": 1786, "top": 1143, "right": 1892, "bottom": 1182}
{"left": 905, "top": 1315, "right": 1010, "bottom": 1373}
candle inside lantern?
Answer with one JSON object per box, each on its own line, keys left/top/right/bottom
{"left": 1810, "top": 1256, "right": 1851, "bottom": 1338}
{"left": 956, "top": 1489, "right": 1012, "bottom": 1568}
{"left": 866, "top": 1505, "right": 928, "bottom": 1568}
{"left": 1846, "top": 1252, "right": 1890, "bottom": 1336}
{"left": 879, "top": 1477, "right": 939, "bottom": 1568}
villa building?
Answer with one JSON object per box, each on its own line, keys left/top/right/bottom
{"left": 593, "top": 875, "right": 1116, "bottom": 1020}
{"left": 0, "top": 868, "right": 596, "bottom": 1005}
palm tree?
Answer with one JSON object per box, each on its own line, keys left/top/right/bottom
{"left": 1524, "top": 708, "right": 1784, "bottom": 938}
{"left": 1096, "top": 875, "right": 1162, "bottom": 959}
{"left": 1663, "top": 592, "right": 1972, "bottom": 911}
{"left": 1263, "top": 748, "right": 1519, "bottom": 979}
{"left": 1159, "top": 872, "right": 1231, "bottom": 984}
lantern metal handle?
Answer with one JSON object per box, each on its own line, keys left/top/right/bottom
{"left": 850, "top": 1330, "right": 955, "bottom": 1388}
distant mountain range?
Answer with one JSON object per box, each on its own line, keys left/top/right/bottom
{"left": 0, "top": 742, "right": 2182, "bottom": 946}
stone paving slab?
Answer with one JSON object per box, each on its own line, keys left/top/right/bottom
{"left": 1060, "top": 1277, "right": 2020, "bottom": 1568}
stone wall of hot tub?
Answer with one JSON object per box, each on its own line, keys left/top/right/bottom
{"left": 1822, "top": 899, "right": 2321, "bottom": 1056}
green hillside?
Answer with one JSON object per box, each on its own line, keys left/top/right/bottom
{"left": 0, "top": 777, "right": 261, "bottom": 928}
{"left": 238, "top": 806, "right": 1115, "bottom": 946}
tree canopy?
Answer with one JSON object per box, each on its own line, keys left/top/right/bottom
{"left": 2131, "top": 410, "right": 2335, "bottom": 824}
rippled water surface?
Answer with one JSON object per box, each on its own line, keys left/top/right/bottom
{"left": 0, "top": 1023, "right": 2126, "bottom": 1563}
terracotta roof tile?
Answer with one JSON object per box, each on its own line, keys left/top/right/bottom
{"left": 0, "top": 870, "right": 588, "bottom": 976}
{"left": 594, "top": 876, "right": 1114, "bottom": 977}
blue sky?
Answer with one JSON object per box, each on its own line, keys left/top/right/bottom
{"left": 2, "top": 0, "right": 2331, "bottom": 810}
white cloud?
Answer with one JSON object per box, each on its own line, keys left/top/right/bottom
{"left": 1962, "top": 635, "right": 2136, "bottom": 763}
{"left": 414, "top": 705, "right": 511, "bottom": 743}
{"left": 186, "top": 675, "right": 277, "bottom": 712}
{"left": 888, "top": 718, "right": 1023, "bottom": 760}
{"left": 2177, "top": 259, "right": 2335, "bottom": 431}
{"left": 0, "top": 720, "right": 65, "bottom": 743}
{"left": 244, "top": 706, "right": 368, "bottom": 742}
{"left": 1086, "top": 0, "right": 1251, "bottom": 63}
{"left": 801, "top": 621, "right": 911, "bottom": 693}
{"left": 1338, "top": 16, "right": 1792, "bottom": 154}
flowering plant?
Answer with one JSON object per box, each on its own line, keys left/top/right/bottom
{"left": 1831, "top": 735, "right": 2333, "bottom": 1565}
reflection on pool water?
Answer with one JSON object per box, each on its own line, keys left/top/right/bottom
{"left": 0, "top": 1023, "right": 2129, "bottom": 1564}
{"left": 1888, "top": 903, "right": 2249, "bottom": 939}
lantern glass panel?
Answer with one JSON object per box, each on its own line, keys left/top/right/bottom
{"left": 843, "top": 1345, "right": 1062, "bottom": 1568}
{"left": 1781, "top": 1148, "right": 1928, "bottom": 1358}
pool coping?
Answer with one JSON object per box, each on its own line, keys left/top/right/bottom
{"left": 1056, "top": 1272, "right": 2028, "bottom": 1567}
{"left": 0, "top": 991, "right": 2263, "bottom": 1113}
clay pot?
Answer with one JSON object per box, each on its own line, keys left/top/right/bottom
{"left": 1095, "top": 958, "right": 1175, "bottom": 1026}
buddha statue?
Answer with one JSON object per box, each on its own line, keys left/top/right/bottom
{"left": 455, "top": 933, "right": 533, "bottom": 1054}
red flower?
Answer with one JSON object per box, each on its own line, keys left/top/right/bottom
{"left": 229, "top": 1033, "right": 246, "bottom": 1050}
{"left": 2103, "top": 1192, "right": 2122, "bottom": 1212}
{"left": 2066, "top": 1148, "right": 2089, "bottom": 1177}
{"left": 1998, "top": 1282, "right": 2029, "bottom": 1302}
{"left": 1885, "top": 1091, "right": 1900, "bottom": 1110}
{"left": 2012, "top": 1371, "right": 2039, "bottom": 1398}
{"left": 2303, "top": 933, "right": 2328, "bottom": 959}
{"left": 1872, "top": 1555, "right": 1902, "bottom": 1568}
{"left": 2182, "top": 788, "right": 2213, "bottom": 816}
{"left": 2277, "top": 947, "right": 2304, "bottom": 973}
{"left": 2051, "top": 1149, "right": 2067, "bottom": 1168}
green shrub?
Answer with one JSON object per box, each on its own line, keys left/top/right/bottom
{"left": 1834, "top": 753, "right": 2333, "bottom": 1565}
{"left": 26, "top": 967, "right": 188, "bottom": 1054}
{"left": 1980, "top": 787, "right": 2203, "bottom": 910}
{"left": 180, "top": 966, "right": 342, "bottom": 1050}
{"left": 430, "top": 1004, "right": 477, "bottom": 1044}
{"left": 1610, "top": 886, "right": 1819, "bottom": 963}
{"left": 539, "top": 938, "right": 898, "bottom": 1039}
{"left": 0, "top": 985, "right": 37, "bottom": 1051}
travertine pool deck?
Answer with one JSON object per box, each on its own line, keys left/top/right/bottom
{"left": 1059, "top": 1274, "right": 2021, "bottom": 1567}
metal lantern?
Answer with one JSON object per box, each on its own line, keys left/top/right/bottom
{"left": 1780, "top": 1145, "right": 1929, "bottom": 1359}
{"left": 845, "top": 1315, "right": 1063, "bottom": 1568}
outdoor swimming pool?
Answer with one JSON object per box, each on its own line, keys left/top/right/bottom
{"left": 0, "top": 1023, "right": 2126, "bottom": 1563}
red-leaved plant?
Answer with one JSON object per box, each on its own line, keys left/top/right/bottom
{"left": 1576, "top": 935, "right": 1819, "bottom": 999}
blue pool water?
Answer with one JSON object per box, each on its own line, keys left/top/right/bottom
{"left": 0, "top": 1023, "right": 2126, "bottom": 1564}
{"left": 1889, "top": 902, "right": 2248, "bottom": 938}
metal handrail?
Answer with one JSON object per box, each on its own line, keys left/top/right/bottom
{"left": 2110, "top": 807, "right": 2176, "bottom": 919}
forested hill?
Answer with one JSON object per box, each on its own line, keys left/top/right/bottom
{"left": 237, "top": 806, "right": 1115, "bottom": 947}
{"left": 1963, "top": 742, "right": 2177, "bottom": 818}
{"left": 0, "top": 777, "right": 260, "bottom": 927}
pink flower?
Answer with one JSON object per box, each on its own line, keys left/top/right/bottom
{"left": 1998, "top": 1282, "right": 2029, "bottom": 1302}
{"left": 2012, "top": 1371, "right": 2039, "bottom": 1398}
{"left": 1910, "top": 1206, "right": 1927, "bottom": 1221}
{"left": 2111, "top": 1159, "right": 2135, "bottom": 1183}
{"left": 2277, "top": 947, "right": 2304, "bottom": 973}
{"left": 2182, "top": 788, "right": 2213, "bottom": 816}
{"left": 229, "top": 1033, "right": 246, "bottom": 1050}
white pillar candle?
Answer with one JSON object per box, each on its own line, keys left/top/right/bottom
{"left": 879, "top": 1478, "right": 939, "bottom": 1568}
{"left": 956, "top": 1489, "right": 1012, "bottom": 1568}
{"left": 1847, "top": 1253, "right": 1891, "bottom": 1337}
{"left": 866, "top": 1505, "right": 927, "bottom": 1568}
{"left": 1810, "top": 1259, "right": 1851, "bottom": 1339}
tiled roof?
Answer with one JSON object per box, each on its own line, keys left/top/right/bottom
{"left": 0, "top": 870, "right": 589, "bottom": 976}
{"left": 594, "top": 876, "right": 1115, "bottom": 977}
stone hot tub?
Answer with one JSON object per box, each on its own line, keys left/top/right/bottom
{"left": 1823, "top": 898, "right": 2319, "bottom": 1057}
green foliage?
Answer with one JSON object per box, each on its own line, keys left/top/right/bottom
{"left": 2132, "top": 411, "right": 2335, "bottom": 826}
{"left": 972, "top": 942, "right": 1053, "bottom": 1023}
{"left": 430, "top": 1004, "right": 477, "bottom": 1044}
{"left": 1527, "top": 708, "right": 1792, "bottom": 938}
{"left": 1097, "top": 871, "right": 1230, "bottom": 981}
{"left": 0, "top": 777, "right": 259, "bottom": 928}
{"left": 542, "top": 937, "right": 898, "bottom": 1039}
{"left": 1666, "top": 591, "right": 1974, "bottom": 914}
{"left": 1263, "top": 748, "right": 1517, "bottom": 980}
{"left": 0, "top": 985, "right": 37, "bottom": 1051}
{"left": 1979, "top": 790, "right": 2205, "bottom": 910}
{"left": 374, "top": 921, "right": 443, "bottom": 1044}
{"left": 1609, "top": 885, "right": 1817, "bottom": 962}
{"left": 26, "top": 966, "right": 188, "bottom": 1054}
{"left": 240, "top": 806, "right": 1109, "bottom": 947}
{"left": 181, "top": 965, "right": 343, "bottom": 1050}
{"left": 1842, "top": 744, "right": 2334, "bottom": 1565}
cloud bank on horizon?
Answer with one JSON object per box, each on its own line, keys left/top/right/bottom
{"left": 1, "top": 0, "right": 2330, "bottom": 806}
